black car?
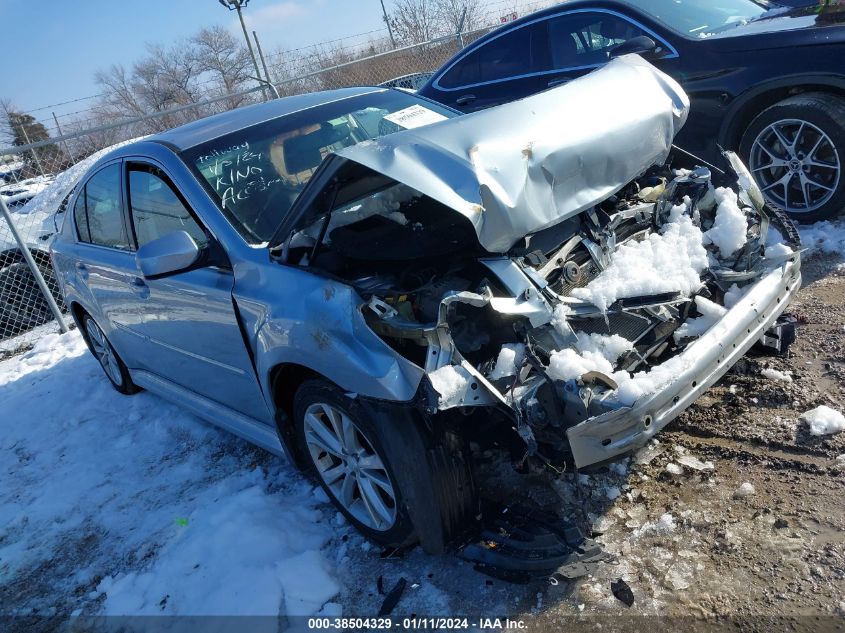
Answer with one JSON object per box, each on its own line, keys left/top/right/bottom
{"left": 418, "top": 0, "right": 845, "bottom": 221}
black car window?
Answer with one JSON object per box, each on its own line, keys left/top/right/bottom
{"left": 547, "top": 12, "right": 650, "bottom": 70}
{"left": 75, "top": 164, "right": 130, "bottom": 249}
{"left": 127, "top": 164, "right": 208, "bottom": 249}
{"left": 439, "top": 22, "right": 549, "bottom": 89}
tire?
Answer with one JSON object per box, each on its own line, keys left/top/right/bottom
{"left": 0, "top": 252, "right": 63, "bottom": 336}
{"left": 740, "top": 92, "right": 845, "bottom": 223}
{"left": 80, "top": 313, "right": 139, "bottom": 395}
{"left": 293, "top": 379, "right": 477, "bottom": 552}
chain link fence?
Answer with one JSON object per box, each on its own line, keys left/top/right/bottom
{"left": 0, "top": 3, "right": 554, "bottom": 356}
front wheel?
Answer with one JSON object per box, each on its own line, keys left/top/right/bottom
{"left": 293, "top": 379, "right": 478, "bottom": 552}
{"left": 294, "top": 380, "right": 415, "bottom": 546}
{"left": 740, "top": 92, "right": 845, "bottom": 223}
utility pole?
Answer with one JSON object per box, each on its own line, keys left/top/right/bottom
{"left": 218, "top": 0, "right": 270, "bottom": 101}
{"left": 380, "top": 0, "right": 397, "bottom": 49}
{"left": 52, "top": 111, "right": 76, "bottom": 164}
{"left": 252, "top": 30, "right": 275, "bottom": 89}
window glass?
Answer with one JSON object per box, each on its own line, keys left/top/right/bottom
{"left": 73, "top": 187, "right": 90, "bottom": 243}
{"left": 128, "top": 165, "right": 207, "bottom": 248}
{"left": 439, "top": 23, "right": 549, "bottom": 88}
{"left": 78, "top": 164, "right": 130, "bottom": 249}
{"left": 547, "top": 12, "right": 649, "bottom": 69}
{"left": 183, "top": 90, "right": 457, "bottom": 244}
{"left": 630, "top": 0, "right": 767, "bottom": 37}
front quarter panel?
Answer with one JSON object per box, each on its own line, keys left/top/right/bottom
{"left": 235, "top": 262, "right": 425, "bottom": 404}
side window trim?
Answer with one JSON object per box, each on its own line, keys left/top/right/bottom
{"left": 432, "top": 8, "right": 679, "bottom": 92}
{"left": 125, "top": 160, "right": 212, "bottom": 249}
{"left": 73, "top": 159, "right": 132, "bottom": 252}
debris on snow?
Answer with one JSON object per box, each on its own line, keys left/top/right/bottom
{"left": 734, "top": 482, "right": 756, "bottom": 498}
{"left": 801, "top": 405, "right": 845, "bottom": 436}
{"left": 761, "top": 367, "right": 792, "bottom": 382}
{"left": 610, "top": 578, "right": 635, "bottom": 607}
{"left": 676, "top": 454, "right": 715, "bottom": 472}
{"left": 665, "top": 463, "right": 684, "bottom": 476}
{"left": 634, "top": 513, "right": 676, "bottom": 537}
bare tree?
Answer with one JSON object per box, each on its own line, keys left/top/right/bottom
{"left": 436, "top": 0, "right": 485, "bottom": 34}
{"left": 191, "top": 26, "right": 252, "bottom": 108}
{"left": 389, "top": 0, "right": 442, "bottom": 45}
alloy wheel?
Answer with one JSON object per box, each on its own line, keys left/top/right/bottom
{"left": 85, "top": 318, "right": 123, "bottom": 385}
{"left": 749, "top": 118, "right": 841, "bottom": 215}
{"left": 303, "top": 401, "right": 397, "bottom": 531}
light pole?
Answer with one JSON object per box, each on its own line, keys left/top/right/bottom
{"left": 218, "top": 0, "right": 271, "bottom": 100}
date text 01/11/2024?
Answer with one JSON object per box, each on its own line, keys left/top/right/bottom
{"left": 307, "top": 617, "right": 528, "bottom": 629}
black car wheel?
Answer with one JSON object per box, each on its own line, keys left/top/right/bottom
{"left": 741, "top": 93, "right": 845, "bottom": 222}
{"left": 81, "top": 313, "right": 139, "bottom": 395}
{"left": 293, "top": 379, "right": 477, "bottom": 551}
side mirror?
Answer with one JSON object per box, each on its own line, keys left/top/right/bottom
{"left": 609, "top": 35, "right": 658, "bottom": 60}
{"left": 136, "top": 230, "right": 200, "bottom": 278}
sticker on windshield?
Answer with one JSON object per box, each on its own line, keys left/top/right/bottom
{"left": 383, "top": 105, "right": 447, "bottom": 129}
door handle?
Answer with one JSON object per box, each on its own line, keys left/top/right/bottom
{"left": 130, "top": 277, "right": 147, "bottom": 289}
{"left": 455, "top": 94, "right": 476, "bottom": 106}
{"left": 548, "top": 78, "right": 571, "bottom": 88}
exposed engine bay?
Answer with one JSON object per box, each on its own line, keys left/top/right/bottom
{"left": 282, "top": 149, "right": 801, "bottom": 470}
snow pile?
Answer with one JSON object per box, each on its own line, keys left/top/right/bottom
{"left": 429, "top": 364, "right": 471, "bottom": 406}
{"left": 801, "top": 405, "right": 845, "bottom": 436}
{"left": 571, "top": 215, "right": 708, "bottom": 312}
{"left": 723, "top": 283, "right": 750, "bottom": 309}
{"left": 17, "top": 137, "right": 147, "bottom": 218}
{"left": 761, "top": 367, "right": 792, "bottom": 382}
{"left": 551, "top": 302, "right": 572, "bottom": 336}
{"left": 798, "top": 220, "right": 845, "bottom": 259}
{"left": 487, "top": 343, "right": 525, "bottom": 380}
{"left": 674, "top": 296, "right": 727, "bottom": 341}
{"left": 734, "top": 482, "right": 755, "bottom": 498}
{"left": 703, "top": 187, "right": 749, "bottom": 258}
{"left": 676, "top": 454, "right": 714, "bottom": 471}
{"left": 0, "top": 331, "right": 340, "bottom": 617}
{"left": 765, "top": 242, "right": 794, "bottom": 259}
{"left": 633, "top": 512, "right": 676, "bottom": 537}
{"left": 547, "top": 333, "right": 632, "bottom": 382}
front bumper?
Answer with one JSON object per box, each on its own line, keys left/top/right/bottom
{"left": 566, "top": 256, "right": 802, "bottom": 469}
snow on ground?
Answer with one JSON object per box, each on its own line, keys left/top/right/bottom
{"left": 0, "top": 330, "right": 340, "bottom": 617}
{"left": 761, "top": 367, "right": 792, "bottom": 382}
{"left": 801, "top": 405, "right": 845, "bottom": 436}
{"left": 799, "top": 220, "right": 845, "bottom": 260}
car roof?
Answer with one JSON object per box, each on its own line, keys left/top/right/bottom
{"left": 147, "top": 86, "right": 386, "bottom": 152}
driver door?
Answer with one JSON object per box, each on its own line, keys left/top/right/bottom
{"left": 119, "top": 161, "right": 271, "bottom": 422}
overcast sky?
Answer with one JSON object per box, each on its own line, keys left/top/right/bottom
{"left": 3, "top": 0, "right": 389, "bottom": 119}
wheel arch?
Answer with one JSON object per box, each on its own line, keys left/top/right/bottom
{"left": 269, "top": 362, "right": 323, "bottom": 468}
{"left": 720, "top": 75, "right": 845, "bottom": 151}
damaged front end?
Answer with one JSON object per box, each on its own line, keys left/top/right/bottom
{"left": 275, "top": 55, "right": 801, "bottom": 471}
{"left": 360, "top": 155, "right": 801, "bottom": 469}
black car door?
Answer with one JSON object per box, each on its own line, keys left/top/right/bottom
{"left": 428, "top": 20, "right": 551, "bottom": 112}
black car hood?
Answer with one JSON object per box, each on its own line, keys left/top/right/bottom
{"left": 702, "top": 3, "right": 845, "bottom": 45}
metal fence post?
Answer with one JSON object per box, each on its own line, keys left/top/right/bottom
{"left": 0, "top": 196, "right": 68, "bottom": 334}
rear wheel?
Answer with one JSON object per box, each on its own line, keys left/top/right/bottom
{"left": 81, "top": 314, "right": 139, "bottom": 395}
{"left": 741, "top": 93, "right": 845, "bottom": 222}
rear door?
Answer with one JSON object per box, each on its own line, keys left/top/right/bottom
{"left": 71, "top": 161, "right": 139, "bottom": 357}
{"left": 120, "top": 160, "right": 271, "bottom": 422}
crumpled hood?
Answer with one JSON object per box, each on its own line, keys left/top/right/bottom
{"left": 336, "top": 55, "right": 689, "bottom": 253}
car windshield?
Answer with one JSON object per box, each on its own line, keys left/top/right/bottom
{"left": 183, "top": 91, "right": 457, "bottom": 244}
{"left": 631, "top": 0, "right": 770, "bottom": 37}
